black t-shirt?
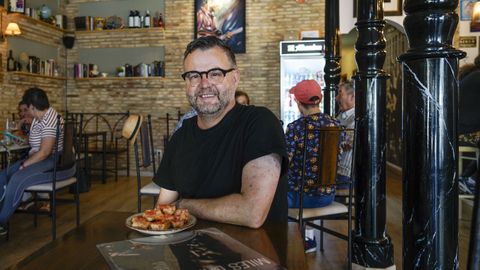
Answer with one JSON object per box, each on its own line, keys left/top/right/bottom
{"left": 154, "top": 104, "right": 288, "bottom": 221}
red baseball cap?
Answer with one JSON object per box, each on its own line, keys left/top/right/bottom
{"left": 289, "top": 80, "right": 323, "bottom": 105}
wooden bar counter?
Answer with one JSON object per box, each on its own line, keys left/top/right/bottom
{"left": 7, "top": 211, "right": 305, "bottom": 269}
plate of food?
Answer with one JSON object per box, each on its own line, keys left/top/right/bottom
{"left": 126, "top": 204, "right": 196, "bottom": 235}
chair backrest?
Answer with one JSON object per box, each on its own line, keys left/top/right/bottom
{"left": 314, "top": 127, "right": 343, "bottom": 186}
{"left": 82, "top": 112, "right": 129, "bottom": 147}
{"left": 50, "top": 115, "right": 76, "bottom": 177}
{"left": 65, "top": 112, "right": 83, "bottom": 137}
{"left": 459, "top": 146, "right": 480, "bottom": 174}
{"left": 59, "top": 121, "right": 76, "bottom": 169}
{"left": 140, "top": 122, "right": 152, "bottom": 167}
{"left": 138, "top": 115, "right": 156, "bottom": 173}
{"left": 299, "top": 125, "right": 344, "bottom": 189}
{"left": 162, "top": 110, "right": 182, "bottom": 148}
{"left": 65, "top": 112, "right": 84, "bottom": 159}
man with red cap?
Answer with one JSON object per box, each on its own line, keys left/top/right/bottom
{"left": 285, "top": 79, "right": 343, "bottom": 253}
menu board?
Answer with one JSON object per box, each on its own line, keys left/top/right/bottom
{"left": 97, "top": 227, "right": 284, "bottom": 270}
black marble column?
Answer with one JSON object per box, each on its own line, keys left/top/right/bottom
{"left": 323, "top": 0, "right": 341, "bottom": 116}
{"left": 352, "top": 0, "right": 394, "bottom": 267}
{"left": 398, "top": 0, "right": 465, "bottom": 269}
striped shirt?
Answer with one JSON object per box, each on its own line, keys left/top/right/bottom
{"left": 29, "top": 107, "right": 64, "bottom": 155}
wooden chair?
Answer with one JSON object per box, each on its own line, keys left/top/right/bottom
{"left": 459, "top": 146, "right": 479, "bottom": 174}
{"left": 128, "top": 115, "right": 161, "bottom": 212}
{"left": 23, "top": 116, "right": 80, "bottom": 241}
{"left": 287, "top": 125, "right": 354, "bottom": 269}
{"left": 81, "top": 112, "right": 130, "bottom": 183}
{"left": 161, "top": 110, "right": 182, "bottom": 148}
{"left": 66, "top": 112, "right": 91, "bottom": 192}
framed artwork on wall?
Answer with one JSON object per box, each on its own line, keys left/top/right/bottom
{"left": 354, "top": 0, "right": 403, "bottom": 17}
{"left": 459, "top": 36, "right": 477, "bottom": 47}
{"left": 194, "top": 0, "right": 246, "bottom": 53}
{"left": 7, "top": 0, "right": 25, "bottom": 13}
{"left": 460, "top": 0, "right": 476, "bottom": 21}
{"left": 384, "top": 0, "right": 403, "bottom": 16}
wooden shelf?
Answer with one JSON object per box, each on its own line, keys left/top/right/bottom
{"left": 8, "top": 13, "right": 64, "bottom": 34}
{"left": 75, "top": 27, "right": 164, "bottom": 35}
{"left": 74, "top": 76, "right": 164, "bottom": 81}
{"left": 74, "top": 27, "right": 165, "bottom": 49}
{"left": 73, "top": 76, "right": 165, "bottom": 89}
{"left": 8, "top": 71, "right": 65, "bottom": 80}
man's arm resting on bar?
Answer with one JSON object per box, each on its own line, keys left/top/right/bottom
{"left": 155, "top": 153, "right": 282, "bottom": 228}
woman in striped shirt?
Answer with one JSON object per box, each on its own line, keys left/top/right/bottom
{"left": 0, "top": 88, "right": 75, "bottom": 235}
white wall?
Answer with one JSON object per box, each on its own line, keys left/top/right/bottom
{"left": 339, "top": 0, "right": 405, "bottom": 34}
{"left": 339, "top": 0, "right": 356, "bottom": 34}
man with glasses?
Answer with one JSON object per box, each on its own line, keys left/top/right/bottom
{"left": 153, "top": 36, "right": 288, "bottom": 228}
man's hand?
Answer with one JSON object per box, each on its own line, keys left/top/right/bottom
{"left": 155, "top": 188, "right": 179, "bottom": 209}
{"left": 22, "top": 137, "right": 55, "bottom": 167}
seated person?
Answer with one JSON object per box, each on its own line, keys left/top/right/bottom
{"left": 335, "top": 80, "right": 355, "bottom": 185}
{"left": 17, "top": 100, "right": 33, "bottom": 137}
{"left": 235, "top": 90, "right": 250, "bottom": 105}
{"left": 0, "top": 88, "right": 75, "bottom": 235}
{"left": 285, "top": 80, "right": 344, "bottom": 252}
{"left": 16, "top": 100, "right": 35, "bottom": 209}
{"left": 458, "top": 56, "right": 480, "bottom": 194}
{"left": 154, "top": 36, "right": 288, "bottom": 228}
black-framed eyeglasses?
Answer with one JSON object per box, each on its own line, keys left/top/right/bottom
{"left": 181, "top": 68, "right": 236, "bottom": 86}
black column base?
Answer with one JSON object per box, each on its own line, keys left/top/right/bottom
{"left": 352, "top": 235, "right": 394, "bottom": 268}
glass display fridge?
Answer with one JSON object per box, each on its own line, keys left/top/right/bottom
{"left": 279, "top": 40, "right": 326, "bottom": 130}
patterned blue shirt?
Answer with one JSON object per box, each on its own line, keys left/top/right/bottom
{"left": 173, "top": 109, "right": 197, "bottom": 133}
{"left": 285, "top": 113, "right": 343, "bottom": 196}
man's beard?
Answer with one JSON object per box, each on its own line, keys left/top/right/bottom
{"left": 188, "top": 86, "right": 230, "bottom": 116}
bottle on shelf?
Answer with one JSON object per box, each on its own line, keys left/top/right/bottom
{"left": 15, "top": 57, "right": 21, "bottom": 71}
{"left": 144, "top": 10, "right": 151, "bottom": 28}
{"left": 8, "top": 0, "right": 16, "bottom": 12}
{"left": 7, "top": 50, "right": 16, "bottom": 72}
{"left": 128, "top": 10, "right": 134, "bottom": 28}
{"left": 158, "top": 13, "right": 164, "bottom": 29}
{"left": 134, "top": 10, "right": 141, "bottom": 28}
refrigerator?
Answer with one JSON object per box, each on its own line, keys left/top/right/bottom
{"left": 279, "top": 40, "right": 326, "bottom": 130}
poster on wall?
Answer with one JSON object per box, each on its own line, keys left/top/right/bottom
{"left": 354, "top": 0, "right": 403, "bottom": 17}
{"left": 459, "top": 36, "right": 477, "bottom": 47}
{"left": 460, "top": 0, "right": 476, "bottom": 21}
{"left": 194, "top": 0, "right": 246, "bottom": 53}
{"left": 7, "top": 0, "right": 25, "bottom": 13}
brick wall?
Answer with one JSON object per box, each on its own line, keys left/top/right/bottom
{"left": 1, "top": 0, "right": 326, "bottom": 174}
{"left": 0, "top": 10, "right": 66, "bottom": 124}
{"left": 66, "top": 0, "right": 325, "bottom": 143}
